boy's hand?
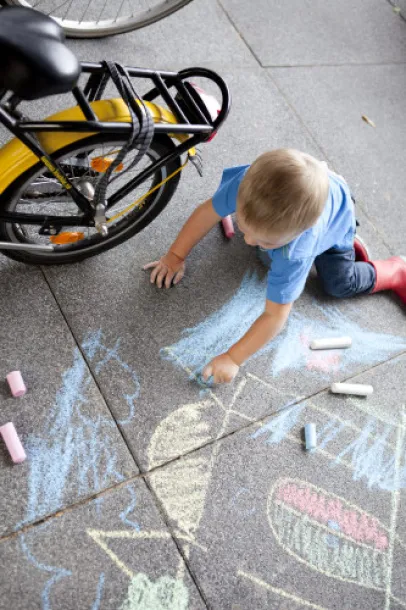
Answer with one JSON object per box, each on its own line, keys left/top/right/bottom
{"left": 202, "top": 353, "right": 240, "bottom": 384}
{"left": 143, "top": 251, "right": 185, "bottom": 289}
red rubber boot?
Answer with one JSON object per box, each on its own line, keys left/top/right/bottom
{"left": 354, "top": 235, "right": 370, "bottom": 262}
{"left": 370, "top": 257, "right": 406, "bottom": 304}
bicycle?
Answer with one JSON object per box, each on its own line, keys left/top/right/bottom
{"left": 0, "top": 0, "right": 194, "bottom": 38}
{"left": 0, "top": 7, "right": 230, "bottom": 265}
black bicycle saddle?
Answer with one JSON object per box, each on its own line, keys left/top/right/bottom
{"left": 0, "top": 7, "right": 80, "bottom": 100}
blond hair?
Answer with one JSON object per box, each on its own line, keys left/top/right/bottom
{"left": 237, "top": 149, "right": 329, "bottom": 235}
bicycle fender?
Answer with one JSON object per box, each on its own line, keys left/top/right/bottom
{"left": 0, "top": 98, "right": 193, "bottom": 194}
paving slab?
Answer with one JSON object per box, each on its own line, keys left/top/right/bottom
{"left": 220, "top": 0, "right": 406, "bottom": 66}
{"left": 148, "top": 353, "right": 406, "bottom": 610}
{"left": 389, "top": 0, "right": 406, "bottom": 20}
{"left": 269, "top": 64, "right": 406, "bottom": 253}
{"left": 0, "top": 479, "right": 206, "bottom": 610}
{"left": 0, "top": 257, "right": 137, "bottom": 537}
{"left": 67, "top": 0, "right": 256, "bottom": 69}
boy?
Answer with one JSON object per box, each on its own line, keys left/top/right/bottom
{"left": 144, "top": 149, "right": 406, "bottom": 384}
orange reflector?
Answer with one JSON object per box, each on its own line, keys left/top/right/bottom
{"left": 50, "top": 232, "right": 85, "bottom": 245}
{"left": 91, "top": 157, "right": 124, "bottom": 173}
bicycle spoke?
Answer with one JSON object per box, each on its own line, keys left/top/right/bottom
{"left": 3, "top": 0, "right": 192, "bottom": 36}
{"left": 96, "top": 0, "right": 110, "bottom": 23}
{"left": 115, "top": 0, "right": 128, "bottom": 23}
{"left": 62, "top": 0, "right": 76, "bottom": 21}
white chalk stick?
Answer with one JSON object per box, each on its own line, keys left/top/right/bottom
{"left": 331, "top": 382, "right": 373, "bottom": 397}
{"left": 304, "top": 423, "right": 317, "bottom": 451}
{"left": 310, "top": 337, "right": 352, "bottom": 350}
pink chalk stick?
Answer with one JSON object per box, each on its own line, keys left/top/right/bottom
{"left": 221, "top": 215, "right": 235, "bottom": 239}
{"left": 6, "top": 370, "right": 26, "bottom": 397}
{"left": 0, "top": 422, "right": 26, "bottom": 464}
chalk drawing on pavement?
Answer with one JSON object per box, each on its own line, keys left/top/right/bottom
{"left": 161, "top": 271, "right": 406, "bottom": 379}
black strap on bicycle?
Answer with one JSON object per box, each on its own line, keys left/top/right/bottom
{"left": 94, "top": 61, "right": 155, "bottom": 209}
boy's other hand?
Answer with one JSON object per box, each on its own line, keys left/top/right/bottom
{"left": 202, "top": 353, "right": 240, "bottom": 384}
{"left": 143, "top": 251, "right": 185, "bottom": 289}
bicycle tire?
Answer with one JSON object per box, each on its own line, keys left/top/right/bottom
{"left": 0, "top": 0, "right": 193, "bottom": 38}
{"left": 0, "top": 133, "right": 182, "bottom": 265}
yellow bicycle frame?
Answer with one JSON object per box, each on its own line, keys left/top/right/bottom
{"left": 0, "top": 98, "right": 195, "bottom": 195}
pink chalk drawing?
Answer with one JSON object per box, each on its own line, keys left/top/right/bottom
{"left": 300, "top": 327, "right": 341, "bottom": 373}
{"left": 274, "top": 479, "right": 388, "bottom": 550}
{"left": 267, "top": 478, "right": 397, "bottom": 592}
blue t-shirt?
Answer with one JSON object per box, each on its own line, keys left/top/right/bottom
{"left": 212, "top": 165, "right": 356, "bottom": 304}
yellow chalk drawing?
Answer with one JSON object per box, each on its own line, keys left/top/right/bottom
{"left": 150, "top": 456, "right": 212, "bottom": 538}
{"left": 148, "top": 400, "right": 217, "bottom": 469}
{"left": 148, "top": 363, "right": 303, "bottom": 535}
{"left": 238, "top": 570, "right": 330, "bottom": 610}
{"left": 87, "top": 530, "right": 177, "bottom": 579}
{"left": 147, "top": 366, "right": 293, "bottom": 584}
{"left": 120, "top": 573, "right": 188, "bottom": 610}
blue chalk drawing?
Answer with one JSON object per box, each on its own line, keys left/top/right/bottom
{"left": 326, "top": 520, "right": 341, "bottom": 548}
{"left": 21, "top": 531, "right": 106, "bottom": 610}
{"left": 18, "top": 335, "right": 143, "bottom": 609}
{"left": 161, "top": 272, "right": 266, "bottom": 375}
{"left": 251, "top": 404, "right": 305, "bottom": 445}
{"left": 333, "top": 417, "right": 406, "bottom": 491}
{"left": 229, "top": 487, "right": 256, "bottom": 516}
{"left": 161, "top": 271, "right": 406, "bottom": 379}
{"left": 120, "top": 486, "right": 141, "bottom": 531}
{"left": 20, "top": 531, "right": 72, "bottom": 610}
{"left": 253, "top": 406, "right": 406, "bottom": 491}
{"left": 19, "top": 332, "right": 139, "bottom": 528}
{"left": 91, "top": 573, "right": 105, "bottom": 610}
{"left": 82, "top": 330, "right": 141, "bottom": 426}
{"left": 317, "top": 420, "right": 346, "bottom": 450}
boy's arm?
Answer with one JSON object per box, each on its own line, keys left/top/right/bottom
{"left": 144, "top": 199, "right": 221, "bottom": 288}
{"left": 228, "top": 299, "right": 292, "bottom": 364}
{"left": 170, "top": 198, "right": 222, "bottom": 259}
{"left": 202, "top": 299, "right": 292, "bottom": 383}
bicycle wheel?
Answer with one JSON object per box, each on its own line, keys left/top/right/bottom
{"left": 0, "top": 134, "right": 182, "bottom": 264}
{"left": 0, "top": 0, "right": 193, "bottom": 37}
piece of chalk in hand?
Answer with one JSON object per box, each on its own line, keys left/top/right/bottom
{"left": 331, "top": 382, "right": 373, "bottom": 396}
{"left": 6, "top": 370, "right": 26, "bottom": 397}
{"left": 310, "top": 337, "right": 352, "bottom": 350}
{"left": 221, "top": 215, "right": 235, "bottom": 239}
{"left": 304, "top": 423, "right": 317, "bottom": 451}
{"left": 0, "top": 422, "right": 26, "bottom": 463}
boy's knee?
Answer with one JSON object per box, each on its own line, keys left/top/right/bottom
{"left": 321, "top": 275, "right": 356, "bottom": 299}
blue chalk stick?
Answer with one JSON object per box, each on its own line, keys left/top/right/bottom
{"left": 304, "top": 423, "right": 317, "bottom": 451}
